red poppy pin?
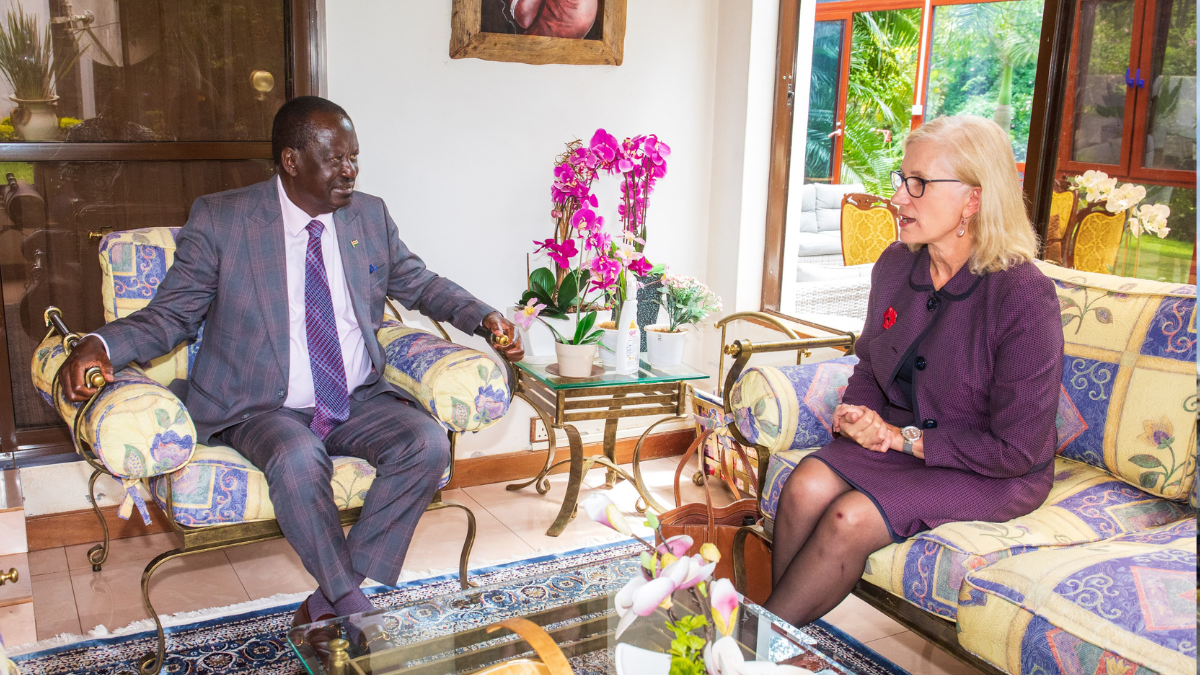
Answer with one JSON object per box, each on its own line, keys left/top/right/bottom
{"left": 882, "top": 307, "right": 897, "bottom": 330}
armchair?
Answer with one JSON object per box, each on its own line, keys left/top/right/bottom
{"left": 31, "top": 228, "right": 515, "bottom": 675}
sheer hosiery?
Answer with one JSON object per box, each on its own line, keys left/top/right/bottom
{"left": 770, "top": 457, "right": 853, "bottom": 588}
{"left": 764, "top": 490, "right": 894, "bottom": 626}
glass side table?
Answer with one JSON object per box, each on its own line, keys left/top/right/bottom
{"left": 510, "top": 356, "right": 710, "bottom": 536}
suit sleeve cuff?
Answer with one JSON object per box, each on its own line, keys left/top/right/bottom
{"left": 454, "top": 301, "right": 498, "bottom": 337}
{"left": 85, "top": 333, "right": 111, "bottom": 358}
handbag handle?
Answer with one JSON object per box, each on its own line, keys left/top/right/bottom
{"left": 673, "top": 430, "right": 717, "bottom": 539}
{"left": 720, "top": 442, "right": 759, "bottom": 501}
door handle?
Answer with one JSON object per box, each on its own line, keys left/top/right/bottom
{"left": 1126, "top": 68, "right": 1146, "bottom": 88}
{"left": 0, "top": 568, "right": 16, "bottom": 585}
{"left": 827, "top": 122, "right": 843, "bottom": 139}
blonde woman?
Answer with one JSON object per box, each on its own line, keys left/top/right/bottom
{"left": 764, "top": 116, "right": 1064, "bottom": 626}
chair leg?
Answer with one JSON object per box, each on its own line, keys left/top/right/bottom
{"left": 86, "top": 468, "right": 111, "bottom": 572}
{"left": 438, "top": 500, "right": 477, "bottom": 591}
{"left": 137, "top": 548, "right": 188, "bottom": 675}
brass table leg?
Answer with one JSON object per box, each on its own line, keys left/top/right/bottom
{"left": 601, "top": 394, "right": 626, "bottom": 489}
{"left": 630, "top": 415, "right": 688, "bottom": 514}
{"left": 546, "top": 425, "right": 585, "bottom": 537}
{"left": 506, "top": 391, "right": 558, "bottom": 495}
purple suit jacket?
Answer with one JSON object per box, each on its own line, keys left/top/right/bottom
{"left": 811, "top": 242, "right": 1064, "bottom": 539}
{"left": 96, "top": 179, "right": 495, "bottom": 444}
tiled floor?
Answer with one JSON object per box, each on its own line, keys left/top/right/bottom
{"left": 25, "top": 456, "right": 980, "bottom": 675}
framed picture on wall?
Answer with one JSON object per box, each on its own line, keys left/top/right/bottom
{"left": 450, "top": 0, "right": 627, "bottom": 66}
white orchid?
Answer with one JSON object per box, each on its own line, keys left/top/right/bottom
{"left": 614, "top": 574, "right": 679, "bottom": 638}
{"left": 580, "top": 493, "right": 633, "bottom": 535}
{"left": 1133, "top": 203, "right": 1171, "bottom": 238}
{"left": 661, "top": 554, "right": 717, "bottom": 591}
{"left": 704, "top": 636, "right": 815, "bottom": 675}
{"left": 1077, "top": 170, "right": 1118, "bottom": 203}
{"left": 1104, "top": 183, "right": 1147, "bottom": 214}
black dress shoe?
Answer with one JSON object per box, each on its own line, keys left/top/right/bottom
{"left": 292, "top": 596, "right": 341, "bottom": 660}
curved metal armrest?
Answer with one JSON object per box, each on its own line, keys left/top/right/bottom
{"left": 472, "top": 325, "right": 518, "bottom": 404}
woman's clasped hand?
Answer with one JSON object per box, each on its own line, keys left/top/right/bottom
{"left": 832, "top": 404, "right": 893, "bottom": 453}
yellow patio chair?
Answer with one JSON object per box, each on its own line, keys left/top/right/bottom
{"left": 1043, "top": 182, "right": 1077, "bottom": 264}
{"left": 1064, "top": 205, "right": 1126, "bottom": 274}
{"left": 840, "top": 193, "right": 898, "bottom": 267}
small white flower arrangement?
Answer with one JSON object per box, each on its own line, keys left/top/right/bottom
{"left": 1070, "top": 170, "right": 1169, "bottom": 239}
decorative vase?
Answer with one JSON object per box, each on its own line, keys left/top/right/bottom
{"left": 645, "top": 325, "right": 686, "bottom": 368}
{"left": 635, "top": 273, "right": 664, "bottom": 351}
{"left": 513, "top": 310, "right": 579, "bottom": 363}
{"left": 554, "top": 342, "right": 598, "bottom": 377}
{"left": 9, "top": 96, "right": 59, "bottom": 141}
{"left": 598, "top": 321, "right": 619, "bottom": 367}
{"left": 614, "top": 644, "right": 672, "bottom": 675}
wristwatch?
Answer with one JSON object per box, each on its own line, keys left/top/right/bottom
{"left": 900, "top": 426, "right": 922, "bottom": 455}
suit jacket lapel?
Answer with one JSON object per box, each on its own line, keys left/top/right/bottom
{"left": 869, "top": 249, "right": 933, "bottom": 393}
{"left": 334, "top": 207, "right": 379, "bottom": 368}
{"left": 247, "top": 180, "right": 290, "bottom": 381}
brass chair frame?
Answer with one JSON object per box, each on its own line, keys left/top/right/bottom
{"left": 43, "top": 305, "right": 515, "bottom": 675}
{"left": 714, "top": 312, "right": 1007, "bottom": 675}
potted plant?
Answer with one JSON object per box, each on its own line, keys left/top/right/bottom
{"left": 646, "top": 274, "right": 721, "bottom": 368}
{"left": 0, "top": 5, "right": 83, "bottom": 141}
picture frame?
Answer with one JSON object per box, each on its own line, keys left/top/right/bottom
{"left": 450, "top": 0, "right": 627, "bottom": 66}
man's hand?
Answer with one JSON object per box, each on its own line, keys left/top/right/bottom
{"left": 833, "top": 404, "right": 893, "bottom": 453}
{"left": 59, "top": 335, "right": 114, "bottom": 403}
{"left": 482, "top": 312, "right": 524, "bottom": 363}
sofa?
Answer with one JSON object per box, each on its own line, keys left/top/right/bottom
{"left": 790, "top": 183, "right": 865, "bottom": 257}
{"left": 725, "top": 261, "right": 1196, "bottom": 675}
{"left": 30, "top": 227, "right": 513, "bottom": 674}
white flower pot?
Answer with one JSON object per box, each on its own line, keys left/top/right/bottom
{"left": 513, "top": 310, "right": 579, "bottom": 363}
{"left": 554, "top": 342, "right": 598, "bottom": 377}
{"left": 599, "top": 322, "right": 619, "bottom": 367}
{"left": 10, "top": 96, "right": 59, "bottom": 141}
{"left": 615, "top": 644, "right": 671, "bottom": 675}
{"left": 645, "top": 325, "right": 687, "bottom": 368}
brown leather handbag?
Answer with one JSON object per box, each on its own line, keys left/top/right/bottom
{"left": 656, "top": 430, "right": 772, "bottom": 603}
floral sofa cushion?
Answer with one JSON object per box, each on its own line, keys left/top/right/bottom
{"left": 378, "top": 321, "right": 510, "bottom": 433}
{"left": 860, "top": 457, "right": 1192, "bottom": 621}
{"left": 150, "top": 443, "right": 452, "bottom": 527}
{"left": 98, "top": 228, "right": 198, "bottom": 389}
{"left": 956, "top": 518, "right": 1196, "bottom": 675}
{"left": 1038, "top": 262, "right": 1196, "bottom": 502}
{"left": 759, "top": 447, "right": 819, "bottom": 534}
{"left": 728, "top": 357, "right": 858, "bottom": 455}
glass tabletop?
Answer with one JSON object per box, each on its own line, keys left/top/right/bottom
{"left": 516, "top": 355, "right": 710, "bottom": 391}
{"left": 288, "top": 556, "right": 855, "bottom": 675}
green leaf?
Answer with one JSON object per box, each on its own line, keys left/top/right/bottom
{"left": 173, "top": 408, "right": 187, "bottom": 425}
{"left": 1157, "top": 437, "right": 1174, "bottom": 450}
{"left": 477, "top": 365, "right": 489, "bottom": 380}
{"left": 558, "top": 271, "right": 580, "bottom": 309}
{"left": 155, "top": 409, "right": 171, "bottom": 429}
{"left": 1093, "top": 307, "right": 1113, "bottom": 324}
{"left": 1128, "top": 454, "right": 1164, "bottom": 469}
{"left": 1057, "top": 295, "right": 1078, "bottom": 311}
{"left": 530, "top": 267, "right": 555, "bottom": 299}
{"left": 1138, "top": 471, "right": 1160, "bottom": 489}
{"left": 1061, "top": 313, "right": 1075, "bottom": 328}
{"left": 645, "top": 511, "right": 660, "bottom": 529}
{"left": 573, "top": 311, "right": 597, "bottom": 343}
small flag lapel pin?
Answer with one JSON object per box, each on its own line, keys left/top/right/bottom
{"left": 351, "top": 239, "right": 359, "bottom": 247}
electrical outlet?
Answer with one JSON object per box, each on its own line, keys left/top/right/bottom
{"left": 529, "top": 417, "right": 549, "bottom": 443}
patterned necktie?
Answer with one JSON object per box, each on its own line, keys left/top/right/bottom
{"left": 304, "top": 219, "right": 350, "bottom": 439}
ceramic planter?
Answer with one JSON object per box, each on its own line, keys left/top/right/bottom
{"left": 554, "top": 342, "right": 598, "bottom": 377}
{"left": 598, "top": 321, "right": 619, "bottom": 366}
{"left": 513, "top": 310, "right": 579, "bottom": 363}
{"left": 645, "top": 325, "right": 686, "bottom": 368}
{"left": 9, "top": 96, "right": 59, "bottom": 141}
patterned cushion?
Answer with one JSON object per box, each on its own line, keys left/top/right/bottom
{"left": 728, "top": 357, "right": 858, "bottom": 455}
{"left": 378, "top": 321, "right": 510, "bottom": 433}
{"left": 150, "top": 443, "right": 452, "bottom": 526}
{"left": 759, "top": 448, "right": 819, "bottom": 533}
{"left": 858, "top": 457, "right": 1192, "bottom": 621}
{"left": 956, "top": 518, "right": 1196, "bottom": 675}
{"left": 1039, "top": 262, "right": 1197, "bottom": 502}
{"left": 98, "top": 228, "right": 198, "bottom": 389}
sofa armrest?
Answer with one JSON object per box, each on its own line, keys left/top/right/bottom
{"left": 32, "top": 332, "right": 198, "bottom": 524}
{"left": 727, "top": 357, "right": 859, "bottom": 456}
{"left": 376, "top": 319, "right": 511, "bottom": 433}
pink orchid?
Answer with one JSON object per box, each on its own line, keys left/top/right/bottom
{"left": 589, "top": 128, "right": 621, "bottom": 165}
{"left": 589, "top": 255, "right": 623, "bottom": 290}
{"left": 571, "top": 208, "right": 603, "bottom": 233}
{"left": 657, "top": 534, "right": 693, "bottom": 558}
{"left": 614, "top": 574, "right": 678, "bottom": 638}
{"left": 710, "top": 578, "right": 740, "bottom": 637}
{"left": 534, "top": 238, "right": 578, "bottom": 269}
{"left": 514, "top": 298, "right": 545, "bottom": 329}
{"left": 586, "top": 231, "right": 612, "bottom": 253}
{"left": 628, "top": 256, "right": 653, "bottom": 277}
{"left": 580, "top": 493, "right": 632, "bottom": 535}
{"left": 660, "top": 554, "right": 716, "bottom": 590}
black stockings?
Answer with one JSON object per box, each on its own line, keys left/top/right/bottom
{"left": 762, "top": 457, "right": 894, "bottom": 627}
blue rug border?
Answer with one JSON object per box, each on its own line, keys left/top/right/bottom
{"left": 14, "top": 537, "right": 640, "bottom": 663}
{"left": 809, "top": 618, "right": 913, "bottom": 675}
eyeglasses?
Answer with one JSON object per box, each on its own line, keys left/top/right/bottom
{"left": 891, "top": 170, "right": 962, "bottom": 198}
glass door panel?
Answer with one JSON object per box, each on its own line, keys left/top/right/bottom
{"left": 1136, "top": 0, "right": 1196, "bottom": 171}
{"left": 841, "top": 8, "right": 921, "bottom": 194}
{"left": 1067, "top": 0, "right": 1138, "bottom": 166}
{"left": 924, "top": 0, "right": 1045, "bottom": 161}
{"left": 803, "top": 20, "right": 846, "bottom": 184}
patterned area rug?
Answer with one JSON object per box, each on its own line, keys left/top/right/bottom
{"left": 13, "top": 541, "right": 908, "bottom": 675}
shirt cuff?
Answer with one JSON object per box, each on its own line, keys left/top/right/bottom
{"left": 85, "top": 333, "right": 111, "bottom": 358}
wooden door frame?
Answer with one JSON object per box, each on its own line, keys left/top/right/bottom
{"left": 0, "top": 0, "right": 325, "bottom": 466}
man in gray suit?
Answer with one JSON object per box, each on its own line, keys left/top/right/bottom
{"left": 60, "top": 96, "right": 523, "bottom": 641}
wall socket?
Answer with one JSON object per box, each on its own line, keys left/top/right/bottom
{"left": 529, "top": 417, "right": 549, "bottom": 443}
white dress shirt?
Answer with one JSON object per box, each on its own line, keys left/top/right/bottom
{"left": 277, "top": 176, "right": 374, "bottom": 409}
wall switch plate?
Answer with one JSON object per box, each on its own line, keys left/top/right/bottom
{"left": 529, "top": 417, "right": 549, "bottom": 444}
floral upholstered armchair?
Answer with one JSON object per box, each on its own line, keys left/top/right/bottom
{"left": 722, "top": 262, "right": 1197, "bottom": 675}
{"left": 31, "top": 228, "right": 514, "bottom": 675}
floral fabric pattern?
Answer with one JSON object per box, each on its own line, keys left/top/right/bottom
{"left": 728, "top": 357, "right": 858, "bottom": 455}
{"left": 150, "top": 443, "right": 451, "bottom": 526}
{"left": 1039, "top": 261, "right": 1197, "bottom": 502}
{"left": 378, "top": 321, "right": 510, "bottom": 433}
{"left": 956, "top": 520, "right": 1196, "bottom": 675}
